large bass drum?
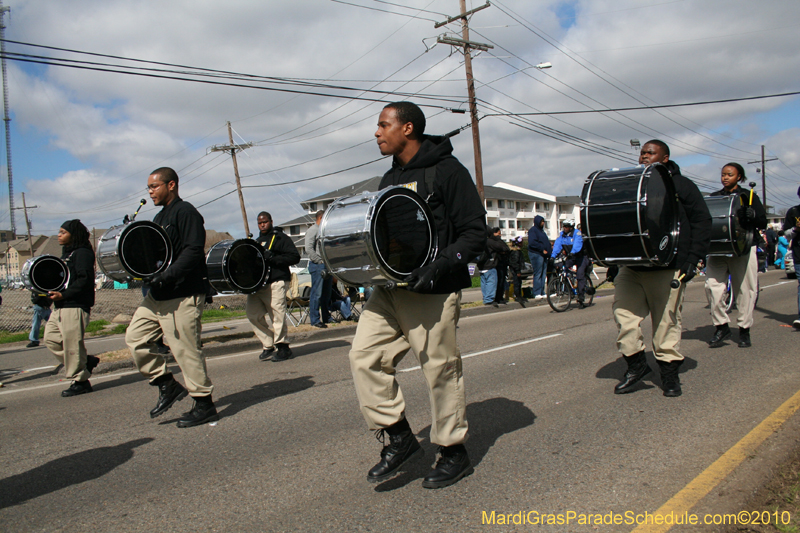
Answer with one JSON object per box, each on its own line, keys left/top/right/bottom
{"left": 22, "top": 255, "right": 69, "bottom": 294}
{"left": 206, "top": 239, "right": 269, "bottom": 294}
{"left": 705, "top": 195, "right": 752, "bottom": 257}
{"left": 97, "top": 220, "right": 172, "bottom": 282}
{"left": 319, "top": 186, "right": 438, "bottom": 287}
{"left": 580, "top": 164, "right": 679, "bottom": 267}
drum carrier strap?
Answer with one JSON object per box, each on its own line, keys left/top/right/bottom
{"left": 424, "top": 163, "right": 452, "bottom": 257}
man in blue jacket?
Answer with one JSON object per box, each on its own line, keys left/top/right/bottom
{"left": 552, "top": 219, "right": 589, "bottom": 307}
{"left": 527, "top": 215, "right": 551, "bottom": 299}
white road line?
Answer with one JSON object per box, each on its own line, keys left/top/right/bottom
{"left": 760, "top": 280, "right": 794, "bottom": 290}
{"left": 399, "top": 333, "right": 563, "bottom": 373}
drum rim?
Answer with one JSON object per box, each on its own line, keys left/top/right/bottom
{"left": 97, "top": 220, "right": 173, "bottom": 281}
{"left": 119, "top": 221, "right": 172, "bottom": 278}
{"left": 705, "top": 194, "right": 753, "bottom": 257}
{"left": 23, "top": 255, "right": 69, "bottom": 293}
{"left": 206, "top": 238, "right": 269, "bottom": 294}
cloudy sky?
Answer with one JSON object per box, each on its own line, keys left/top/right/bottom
{"left": 2, "top": 0, "right": 799, "bottom": 237}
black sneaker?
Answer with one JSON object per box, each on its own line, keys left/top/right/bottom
{"left": 86, "top": 355, "right": 100, "bottom": 374}
{"left": 26, "top": 341, "right": 39, "bottom": 348}
{"left": 708, "top": 324, "right": 732, "bottom": 348}
{"left": 258, "top": 347, "right": 275, "bottom": 361}
{"left": 149, "top": 375, "right": 188, "bottom": 418}
{"left": 367, "top": 428, "right": 423, "bottom": 483}
{"left": 177, "top": 397, "right": 219, "bottom": 428}
{"left": 62, "top": 380, "right": 93, "bottom": 397}
{"left": 422, "top": 444, "right": 473, "bottom": 489}
{"left": 272, "top": 343, "right": 293, "bottom": 362}
{"left": 312, "top": 322, "right": 327, "bottom": 329}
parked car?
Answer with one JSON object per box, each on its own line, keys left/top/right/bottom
{"left": 290, "top": 258, "right": 311, "bottom": 287}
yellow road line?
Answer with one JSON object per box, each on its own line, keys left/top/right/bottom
{"left": 632, "top": 388, "right": 800, "bottom": 532}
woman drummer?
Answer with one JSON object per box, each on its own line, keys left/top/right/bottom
{"left": 705, "top": 163, "right": 767, "bottom": 348}
{"left": 44, "top": 220, "right": 99, "bottom": 396}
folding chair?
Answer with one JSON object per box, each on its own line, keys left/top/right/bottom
{"left": 286, "top": 273, "right": 311, "bottom": 326}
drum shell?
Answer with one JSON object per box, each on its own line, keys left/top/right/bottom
{"left": 206, "top": 239, "right": 270, "bottom": 295}
{"left": 319, "top": 186, "right": 438, "bottom": 287}
{"left": 97, "top": 221, "right": 172, "bottom": 282}
{"left": 705, "top": 195, "right": 752, "bottom": 257}
{"left": 580, "top": 164, "right": 678, "bottom": 267}
{"left": 22, "top": 255, "right": 69, "bottom": 294}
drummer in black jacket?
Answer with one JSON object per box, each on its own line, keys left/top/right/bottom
{"left": 44, "top": 219, "right": 99, "bottom": 397}
{"left": 248, "top": 212, "right": 300, "bottom": 362}
{"left": 610, "top": 140, "right": 711, "bottom": 397}
{"left": 705, "top": 163, "right": 767, "bottom": 348}
{"left": 349, "top": 101, "right": 486, "bottom": 489}
{"left": 125, "top": 167, "right": 218, "bottom": 428}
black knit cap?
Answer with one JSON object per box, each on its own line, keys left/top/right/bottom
{"left": 60, "top": 219, "right": 91, "bottom": 251}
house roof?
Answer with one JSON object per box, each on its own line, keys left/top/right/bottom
{"left": 278, "top": 213, "right": 317, "bottom": 227}
{"left": 35, "top": 236, "right": 62, "bottom": 258}
{"left": 302, "top": 176, "right": 384, "bottom": 204}
{"left": 484, "top": 185, "right": 551, "bottom": 203}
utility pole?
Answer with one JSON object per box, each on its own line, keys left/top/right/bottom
{"left": 436, "top": 2, "right": 492, "bottom": 201}
{"left": 209, "top": 121, "right": 253, "bottom": 237}
{"left": 0, "top": 1, "right": 15, "bottom": 237}
{"left": 12, "top": 192, "right": 37, "bottom": 257}
{"left": 748, "top": 145, "right": 777, "bottom": 212}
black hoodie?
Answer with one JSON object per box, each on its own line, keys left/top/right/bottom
{"left": 256, "top": 227, "right": 300, "bottom": 284}
{"left": 379, "top": 135, "right": 486, "bottom": 294}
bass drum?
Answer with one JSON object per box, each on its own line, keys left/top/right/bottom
{"left": 580, "top": 163, "right": 679, "bottom": 267}
{"left": 97, "top": 220, "right": 172, "bottom": 282}
{"left": 320, "top": 186, "right": 438, "bottom": 287}
{"left": 206, "top": 239, "right": 269, "bottom": 294}
{"left": 705, "top": 195, "right": 752, "bottom": 257}
{"left": 22, "top": 255, "right": 69, "bottom": 294}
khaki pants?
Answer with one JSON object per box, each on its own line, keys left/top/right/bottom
{"left": 705, "top": 248, "right": 758, "bottom": 329}
{"left": 613, "top": 267, "right": 686, "bottom": 362}
{"left": 44, "top": 308, "right": 90, "bottom": 382}
{"left": 126, "top": 293, "right": 213, "bottom": 397}
{"left": 246, "top": 280, "right": 288, "bottom": 349}
{"left": 349, "top": 287, "right": 467, "bottom": 447}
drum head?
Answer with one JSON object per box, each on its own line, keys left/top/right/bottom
{"left": 120, "top": 222, "right": 170, "bottom": 278}
{"left": 26, "top": 256, "right": 68, "bottom": 293}
{"left": 226, "top": 240, "right": 268, "bottom": 292}
{"left": 372, "top": 190, "right": 434, "bottom": 278}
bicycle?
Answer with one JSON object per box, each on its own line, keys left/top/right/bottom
{"left": 546, "top": 256, "right": 595, "bottom": 312}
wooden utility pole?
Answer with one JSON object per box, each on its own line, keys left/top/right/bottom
{"left": 748, "top": 145, "right": 777, "bottom": 212}
{"left": 436, "top": 2, "right": 492, "bottom": 201}
{"left": 209, "top": 122, "right": 253, "bottom": 237}
{"left": 12, "top": 192, "right": 37, "bottom": 257}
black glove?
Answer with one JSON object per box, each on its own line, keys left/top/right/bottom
{"left": 678, "top": 262, "right": 696, "bottom": 284}
{"left": 262, "top": 249, "right": 273, "bottom": 262}
{"left": 736, "top": 206, "right": 756, "bottom": 221}
{"left": 606, "top": 265, "right": 619, "bottom": 283}
{"left": 147, "top": 273, "right": 166, "bottom": 291}
{"left": 403, "top": 259, "right": 446, "bottom": 293}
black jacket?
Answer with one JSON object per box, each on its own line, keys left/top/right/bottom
{"left": 379, "top": 135, "right": 486, "bottom": 294}
{"left": 633, "top": 161, "right": 712, "bottom": 271}
{"left": 508, "top": 247, "right": 524, "bottom": 274}
{"left": 709, "top": 184, "right": 767, "bottom": 247}
{"left": 151, "top": 198, "right": 208, "bottom": 301}
{"left": 57, "top": 246, "right": 95, "bottom": 312}
{"left": 783, "top": 205, "right": 800, "bottom": 262}
{"left": 256, "top": 227, "right": 300, "bottom": 284}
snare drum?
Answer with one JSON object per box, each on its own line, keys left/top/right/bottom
{"left": 319, "top": 186, "right": 438, "bottom": 287}
{"left": 97, "top": 220, "right": 172, "bottom": 282}
{"left": 22, "top": 255, "right": 69, "bottom": 294}
{"left": 705, "top": 195, "right": 752, "bottom": 257}
{"left": 206, "top": 239, "right": 269, "bottom": 294}
{"left": 580, "top": 164, "right": 679, "bottom": 267}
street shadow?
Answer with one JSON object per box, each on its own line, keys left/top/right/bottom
{"left": 160, "top": 375, "right": 316, "bottom": 423}
{"left": 0, "top": 438, "right": 153, "bottom": 509}
{"left": 595, "top": 353, "right": 697, "bottom": 392}
{"left": 374, "top": 397, "right": 536, "bottom": 492}
{"left": 682, "top": 324, "right": 717, "bottom": 343}
{"left": 290, "top": 340, "right": 351, "bottom": 360}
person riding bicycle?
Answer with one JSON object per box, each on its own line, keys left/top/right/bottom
{"left": 552, "top": 219, "right": 589, "bottom": 308}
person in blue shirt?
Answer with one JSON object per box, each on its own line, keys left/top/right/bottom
{"left": 552, "top": 219, "right": 589, "bottom": 308}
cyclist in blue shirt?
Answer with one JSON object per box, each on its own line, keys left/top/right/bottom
{"left": 552, "top": 219, "right": 589, "bottom": 308}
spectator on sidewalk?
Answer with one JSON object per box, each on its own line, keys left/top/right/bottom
{"left": 305, "top": 210, "right": 334, "bottom": 329}
{"left": 527, "top": 215, "right": 551, "bottom": 299}
{"left": 508, "top": 236, "right": 527, "bottom": 307}
{"left": 27, "top": 292, "right": 52, "bottom": 348}
{"left": 493, "top": 228, "right": 510, "bottom": 305}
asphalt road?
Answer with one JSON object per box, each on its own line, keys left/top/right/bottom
{"left": 0, "top": 270, "right": 798, "bottom": 532}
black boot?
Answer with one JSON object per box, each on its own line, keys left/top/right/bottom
{"left": 258, "top": 347, "right": 275, "bottom": 361}
{"left": 738, "top": 327, "right": 751, "bottom": 348}
{"left": 149, "top": 373, "right": 188, "bottom": 418}
{"left": 177, "top": 395, "right": 219, "bottom": 428}
{"left": 272, "top": 343, "right": 293, "bottom": 362}
{"left": 657, "top": 359, "right": 683, "bottom": 397}
{"left": 614, "top": 351, "right": 652, "bottom": 394}
{"left": 367, "top": 419, "right": 423, "bottom": 483}
{"left": 61, "top": 380, "right": 92, "bottom": 397}
{"left": 86, "top": 355, "right": 100, "bottom": 374}
{"left": 708, "top": 324, "right": 731, "bottom": 348}
{"left": 422, "top": 444, "right": 473, "bottom": 489}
